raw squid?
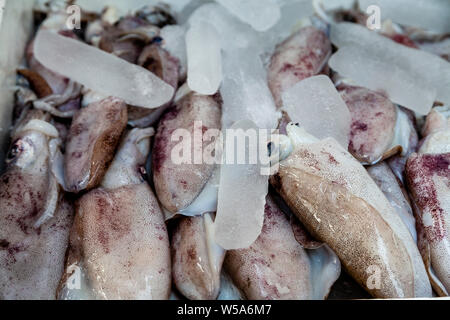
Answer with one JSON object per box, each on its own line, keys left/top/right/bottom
{"left": 267, "top": 26, "right": 331, "bottom": 108}
{"left": 171, "top": 213, "right": 225, "bottom": 300}
{"left": 58, "top": 128, "right": 171, "bottom": 300}
{"left": 338, "top": 85, "right": 416, "bottom": 165}
{"left": 406, "top": 153, "right": 450, "bottom": 296}
{"left": 270, "top": 123, "right": 431, "bottom": 298}
{"left": 367, "top": 162, "right": 417, "bottom": 242}
{"left": 153, "top": 91, "right": 221, "bottom": 214}
{"left": 153, "top": 90, "right": 223, "bottom": 298}
{"left": 224, "top": 196, "right": 340, "bottom": 300}
{"left": 0, "top": 110, "right": 73, "bottom": 299}
{"left": 64, "top": 97, "right": 128, "bottom": 193}
{"left": 339, "top": 85, "right": 397, "bottom": 164}
{"left": 406, "top": 106, "right": 450, "bottom": 296}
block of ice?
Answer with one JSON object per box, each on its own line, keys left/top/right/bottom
{"left": 160, "top": 25, "right": 187, "bottom": 77}
{"left": 221, "top": 48, "right": 280, "bottom": 129}
{"left": 330, "top": 23, "right": 450, "bottom": 115}
{"left": 282, "top": 75, "right": 351, "bottom": 148}
{"left": 216, "top": 0, "right": 281, "bottom": 32}
{"left": 214, "top": 120, "right": 269, "bottom": 250}
{"left": 34, "top": 30, "right": 174, "bottom": 109}
{"left": 261, "top": 0, "right": 315, "bottom": 56}
{"left": 186, "top": 20, "right": 222, "bottom": 95}
{"left": 188, "top": 3, "right": 257, "bottom": 51}
{"left": 358, "top": 0, "right": 450, "bottom": 33}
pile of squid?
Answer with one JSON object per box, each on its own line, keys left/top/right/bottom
{"left": 0, "top": 1, "right": 449, "bottom": 300}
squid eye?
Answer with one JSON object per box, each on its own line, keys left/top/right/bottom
{"left": 6, "top": 140, "right": 24, "bottom": 162}
{"left": 138, "top": 165, "right": 147, "bottom": 178}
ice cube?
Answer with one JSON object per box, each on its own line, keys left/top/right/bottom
{"left": 186, "top": 20, "right": 222, "bottom": 95}
{"left": 188, "top": 3, "right": 257, "bottom": 51}
{"left": 214, "top": 120, "right": 269, "bottom": 250}
{"left": 359, "top": 0, "right": 450, "bottom": 33}
{"left": 34, "top": 30, "right": 174, "bottom": 109}
{"left": 261, "top": 0, "right": 315, "bottom": 56}
{"left": 160, "top": 25, "right": 187, "bottom": 78}
{"left": 221, "top": 48, "right": 280, "bottom": 129}
{"left": 330, "top": 23, "right": 450, "bottom": 115}
{"left": 216, "top": 0, "right": 281, "bottom": 32}
{"left": 282, "top": 75, "right": 351, "bottom": 148}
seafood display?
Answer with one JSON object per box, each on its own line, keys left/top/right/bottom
{"left": 0, "top": 0, "right": 449, "bottom": 301}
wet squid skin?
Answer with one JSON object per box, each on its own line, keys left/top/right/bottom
{"left": 0, "top": 111, "right": 73, "bottom": 299}
{"left": 171, "top": 214, "right": 224, "bottom": 300}
{"left": 270, "top": 134, "right": 431, "bottom": 298}
{"left": 267, "top": 26, "right": 331, "bottom": 108}
{"left": 64, "top": 97, "right": 128, "bottom": 193}
{"left": 367, "top": 162, "right": 417, "bottom": 242}
{"left": 339, "top": 85, "right": 397, "bottom": 164}
{"left": 153, "top": 92, "right": 222, "bottom": 213}
{"left": 59, "top": 128, "right": 171, "bottom": 300}
{"left": 406, "top": 153, "right": 450, "bottom": 296}
{"left": 224, "top": 196, "right": 313, "bottom": 300}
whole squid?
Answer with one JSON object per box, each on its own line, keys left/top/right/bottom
{"left": 153, "top": 90, "right": 223, "bottom": 299}
{"left": 270, "top": 123, "right": 431, "bottom": 298}
{"left": 58, "top": 128, "right": 171, "bottom": 300}
{"left": 338, "top": 85, "right": 416, "bottom": 166}
{"left": 0, "top": 110, "right": 73, "bottom": 299}
{"left": 225, "top": 196, "right": 340, "bottom": 300}
{"left": 406, "top": 106, "right": 450, "bottom": 296}
{"left": 153, "top": 91, "right": 221, "bottom": 214}
{"left": 267, "top": 26, "right": 331, "bottom": 108}
{"left": 64, "top": 97, "right": 128, "bottom": 193}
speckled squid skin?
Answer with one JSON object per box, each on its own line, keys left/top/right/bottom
{"left": 270, "top": 138, "right": 432, "bottom": 298}
{"left": 60, "top": 129, "right": 171, "bottom": 300}
{"left": 70, "top": 184, "right": 170, "bottom": 300}
{"left": 0, "top": 194, "right": 73, "bottom": 300}
{"left": 153, "top": 92, "right": 221, "bottom": 213}
{"left": 64, "top": 97, "right": 128, "bottom": 193}
{"left": 267, "top": 26, "right": 331, "bottom": 108}
{"left": 171, "top": 215, "right": 224, "bottom": 300}
{"left": 339, "top": 85, "right": 397, "bottom": 164}
{"left": 406, "top": 153, "right": 450, "bottom": 295}
{"left": 0, "top": 111, "right": 73, "bottom": 299}
{"left": 224, "top": 196, "right": 312, "bottom": 300}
